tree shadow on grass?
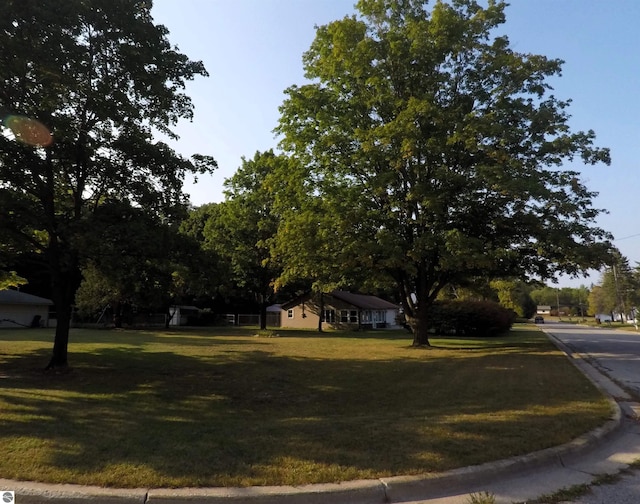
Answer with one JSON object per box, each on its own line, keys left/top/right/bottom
{"left": 0, "top": 341, "right": 611, "bottom": 488}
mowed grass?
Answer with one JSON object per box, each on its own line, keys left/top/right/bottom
{"left": 0, "top": 326, "right": 611, "bottom": 488}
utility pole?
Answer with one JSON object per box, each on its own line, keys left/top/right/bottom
{"left": 612, "top": 264, "right": 626, "bottom": 322}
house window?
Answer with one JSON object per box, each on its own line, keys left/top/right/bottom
{"left": 287, "top": 309, "right": 294, "bottom": 319}
{"left": 340, "top": 310, "right": 359, "bottom": 323}
{"left": 322, "top": 309, "right": 335, "bottom": 323}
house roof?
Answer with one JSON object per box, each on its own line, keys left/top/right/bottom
{"left": 171, "top": 305, "right": 200, "bottom": 311}
{"left": 0, "top": 290, "right": 53, "bottom": 306}
{"left": 331, "top": 291, "right": 399, "bottom": 310}
{"left": 281, "top": 291, "right": 399, "bottom": 311}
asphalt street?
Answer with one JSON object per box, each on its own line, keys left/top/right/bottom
{"left": 545, "top": 321, "right": 640, "bottom": 398}
{"left": 544, "top": 322, "right": 640, "bottom": 504}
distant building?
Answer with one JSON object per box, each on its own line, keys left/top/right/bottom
{"left": 0, "top": 290, "right": 53, "bottom": 328}
{"left": 168, "top": 305, "right": 200, "bottom": 326}
{"left": 537, "top": 305, "right": 551, "bottom": 315}
{"left": 279, "top": 291, "right": 402, "bottom": 330}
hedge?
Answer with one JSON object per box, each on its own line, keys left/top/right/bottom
{"left": 426, "top": 300, "right": 515, "bottom": 337}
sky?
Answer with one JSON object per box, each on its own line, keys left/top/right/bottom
{"left": 150, "top": 0, "right": 640, "bottom": 288}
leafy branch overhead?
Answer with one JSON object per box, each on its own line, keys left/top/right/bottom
{"left": 0, "top": 0, "right": 215, "bottom": 367}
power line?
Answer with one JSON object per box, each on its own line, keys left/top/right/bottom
{"left": 614, "top": 233, "right": 640, "bottom": 242}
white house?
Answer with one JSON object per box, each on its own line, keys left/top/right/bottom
{"left": 537, "top": 305, "right": 552, "bottom": 315}
{"left": 0, "top": 290, "right": 53, "bottom": 328}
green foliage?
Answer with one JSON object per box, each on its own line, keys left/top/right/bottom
{"left": 428, "top": 300, "right": 514, "bottom": 337}
{"left": 181, "top": 152, "right": 287, "bottom": 328}
{"left": 0, "top": 270, "right": 27, "bottom": 290}
{"left": 587, "top": 284, "right": 607, "bottom": 315}
{"left": 490, "top": 279, "right": 536, "bottom": 318}
{"left": 178, "top": 203, "right": 226, "bottom": 300}
{"left": 587, "top": 252, "right": 640, "bottom": 318}
{"left": 275, "top": 0, "right": 611, "bottom": 346}
{"left": 74, "top": 201, "right": 198, "bottom": 324}
{"left": 204, "top": 152, "right": 282, "bottom": 305}
{"left": 529, "top": 284, "right": 590, "bottom": 316}
{"left": 0, "top": 0, "right": 215, "bottom": 365}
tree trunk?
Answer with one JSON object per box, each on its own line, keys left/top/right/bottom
{"left": 259, "top": 298, "right": 268, "bottom": 330}
{"left": 46, "top": 277, "right": 77, "bottom": 369}
{"left": 113, "top": 301, "right": 123, "bottom": 328}
{"left": 317, "top": 292, "right": 324, "bottom": 332}
{"left": 404, "top": 294, "right": 431, "bottom": 347}
{"left": 45, "top": 247, "right": 82, "bottom": 370}
{"left": 408, "top": 311, "right": 431, "bottom": 347}
{"left": 47, "top": 304, "right": 71, "bottom": 369}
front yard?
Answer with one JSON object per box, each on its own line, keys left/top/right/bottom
{"left": 0, "top": 326, "right": 611, "bottom": 488}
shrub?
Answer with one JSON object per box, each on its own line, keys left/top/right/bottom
{"left": 427, "top": 300, "right": 514, "bottom": 337}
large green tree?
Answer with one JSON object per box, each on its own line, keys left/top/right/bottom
{"left": 0, "top": 0, "right": 215, "bottom": 367}
{"left": 201, "top": 151, "right": 283, "bottom": 330}
{"left": 74, "top": 200, "right": 193, "bottom": 327}
{"left": 591, "top": 253, "right": 638, "bottom": 319}
{"left": 489, "top": 279, "right": 536, "bottom": 319}
{"left": 276, "top": 0, "right": 611, "bottom": 345}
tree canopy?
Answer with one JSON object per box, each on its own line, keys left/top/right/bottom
{"left": 0, "top": 0, "right": 215, "bottom": 367}
{"left": 275, "top": 0, "right": 612, "bottom": 345}
{"left": 201, "top": 151, "right": 283, "bottom": 329}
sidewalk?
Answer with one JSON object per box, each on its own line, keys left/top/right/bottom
{"left": 3, "top": 329, "right": 640, "bottom": 504}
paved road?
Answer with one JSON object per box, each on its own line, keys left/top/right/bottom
{"left": 544, "top": 321, "right": 640, "bottom": 399}
{"left": 543, "top": 322, "right": 640, "bottom": 503}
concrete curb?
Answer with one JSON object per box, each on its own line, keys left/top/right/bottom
{"left": 4, "top": 415, "right": 623, "bottom": 504}
{"left": 2, "top": 328, "right": 626, "bottom": 504}
{"left": 0, "top": 479, "right": 147, "bottom": 503}
{"left": 146, "top": 479, "right": 385, "bottom": 504}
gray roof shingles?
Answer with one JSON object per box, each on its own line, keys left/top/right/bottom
{"left": 0, "top": 290, "right": 54, "bottom": 306}
{"left": 330, "top": 291, "right": 399, "bottom": 310}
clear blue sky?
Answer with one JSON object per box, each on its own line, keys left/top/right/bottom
{"left": 150, "top": 1, "right": 640, "bottom": 287}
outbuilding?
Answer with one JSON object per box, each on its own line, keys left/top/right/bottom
{"left": 168, "top": 305, "right": 201, "bottom": 326}
{"left": 0, "top": 290, "right": 53, "bottom": 328}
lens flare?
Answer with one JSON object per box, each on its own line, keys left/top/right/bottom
{"left": 2, "top": 114, "right": 52, "bottom": 147}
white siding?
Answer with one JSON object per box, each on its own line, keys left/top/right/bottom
{"left": 0, "top": 305, "right": 49, "bottom": 328}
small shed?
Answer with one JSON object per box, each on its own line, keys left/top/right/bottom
{"left": 168, "top": 305, "right": 201, "bottom": 326}
{"left": 537, "top": 305, "right": 552, "bottom": 315}
{"left": 0, "top": 290, "right": 53, "bottom": 328}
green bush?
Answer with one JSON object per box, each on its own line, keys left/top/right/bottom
{"left": 428, "top": 300, "right": 514, "bottom": 337}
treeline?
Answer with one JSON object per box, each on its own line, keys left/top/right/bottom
{"left": 1, "top": 0, "right": 615, "bottom": 367}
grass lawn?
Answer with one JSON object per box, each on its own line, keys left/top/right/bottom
{"left": 0, "top": 325, "right": 611, "bottom": 488}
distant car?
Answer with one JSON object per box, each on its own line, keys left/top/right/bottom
{"left": 534, "top": 316, "right": 544, "bottom": 324}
